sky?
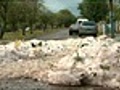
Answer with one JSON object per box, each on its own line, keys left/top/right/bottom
{"left": 44, "top": 0, "right": 82, "bottom": 16}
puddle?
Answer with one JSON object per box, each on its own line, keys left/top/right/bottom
{"left": 0, "top": 78, "right": 115, "bottom": 90}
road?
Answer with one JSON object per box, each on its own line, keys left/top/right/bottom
{"left": 37, "top": 28, "right": 70, "bottom": 40}
{"left": 37, "top": 28, "right": 120, "bottom": 41}
{"left": 0, "top": 78, "right": 114, "bottom": 90}
{"left": 36, "top": 28, "right": 81, "bottom": 40}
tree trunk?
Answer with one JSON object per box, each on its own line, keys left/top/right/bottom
{"left": 30, "top": 29, "right": 33, "bottom": 34}
{"left": 0, "top": 20, "right": 6, "bottom": 39}
{"left": 0, "top": 15, "right": 7, "bottom": 39}
{"left": 43, "top": 24, "right": 47, "bottom": 31}
{"left": 51, "top": 24, "right": 54, "bottom": 29}
{"left": 30, "top": 24, "right": 33, "bottom": 34}
{"left": 0, "top": 29, "right": 4, "bottom": 39}
{"left": 12, "top": 23, "right": 18, "bottom": 32}
{"left": 22, "top": 26, "right": 26, "bottom": 36}
{"left": 0, "top": 1, "right": 8, "bottom": 39}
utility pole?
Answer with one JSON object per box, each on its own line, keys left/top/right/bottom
{"left": 109, "top": 0, "right": 115, "bottom": 38}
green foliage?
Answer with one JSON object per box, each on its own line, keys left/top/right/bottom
{"left": 0, "top": 0, "right": 76, "bottom": 39}
{"left": 78, "top": 0, "right": 109, "bottom": 22}
{"left": 114, "top": 6, "right": 120, "bottom": 20}
{"left": 56, "top": 9, "right": 76, "bottom": 27}
{"left": 0, "top": 0, "right": 44, "bottom": 38}
{"left": 3, "top": 30, "right": 24, "bottom": 40}
{"left": 3, "top": 28, "right": 59, "bottom": 41}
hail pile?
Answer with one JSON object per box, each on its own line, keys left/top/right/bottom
{"left": 0, "top": 35, "right": 120, "bottom": 88}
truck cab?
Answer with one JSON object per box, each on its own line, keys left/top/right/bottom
{"left": 69, "top": 18, "right": 88, "bottom": 35}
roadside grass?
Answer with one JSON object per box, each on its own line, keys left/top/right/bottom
{"left": 4, "top": 29, "right": 59, "bottom": 40}
{"left": 0, "top": 28, "right": 61, "bottom": 44}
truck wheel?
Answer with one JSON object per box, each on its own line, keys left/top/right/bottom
{"left": 69, "top": 31, "right": 72, "bottom": 35}
{"left": 93, "top": 34, "right": 97, "bottom": 37}
{"left": 79, "top": 34, "right": 82, "bottom": 37}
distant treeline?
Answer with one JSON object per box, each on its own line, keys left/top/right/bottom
{"left": 0, "top": 0, "right": 76, "bottom": 39}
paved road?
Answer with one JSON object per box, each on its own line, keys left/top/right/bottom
{"left": 36, "top": 28, "right": 82, "bottom": 41}
{"left": 37, "top": 28, "right": 74, "bottom": 40}
{"left": 0, "top": 78, "right": 114, "bottom": 90}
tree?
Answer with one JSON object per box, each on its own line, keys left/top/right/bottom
{"left": 17, "top": 0, "right": 43, "bottom": 35}
{"left": 78, "top": 0, "right": 109, "bottom": 22}
{"left": 7, "top": 0, "right": 20, "bottom": 32}
{"left": 38, "top": 7, "right": 56, "bottom": 31}
{"left": 47, "top": 12, "right": 56, "bottom": 29}
{"left": 0, "top": 0, "right": 11, "bottom": 38}
{"left": 113, "top": 5, "right": 120, "bottom": 32}
{"left": 114, "top": 6, "right": 120, "bottom": 20}
{"left": 55, "top": 9, "right": 76, "bottom": 27}
{"left": 26, "top": 0, "right": 44, "bottom": 34}
{"left": 39, "top": 10, "right": 50, "bottom": 31}
{"left": 0, "top": 0, "right": 44, "bottom": 38}
{"left": 12, "top": 0, "right": 43, "bottom": 35}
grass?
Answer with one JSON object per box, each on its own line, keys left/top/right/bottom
{"left": 0, "top": 28, "right": 62, "bottom": 44}
{"left": 0, "top": 28, "right": 60, "bottom": 44}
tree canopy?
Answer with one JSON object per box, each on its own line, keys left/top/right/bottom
{"left": 56, "top": 9, "right": 76, "bottom": 27}
{"left": 0, "top": 0, "right": 76, "bottom": 39}
{"left": 114, "top": 6, "right": 120, "bottom": 20}
{"left": 78, "top": 0, "right": 109, "bottom": 22}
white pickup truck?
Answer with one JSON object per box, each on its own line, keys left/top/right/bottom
{"left": 69, "top": 18, "right": 88, "bottom": 35}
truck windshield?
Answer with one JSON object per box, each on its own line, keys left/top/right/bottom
{"left": 82, "top": 21, "right": 96, "bottom": 26}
